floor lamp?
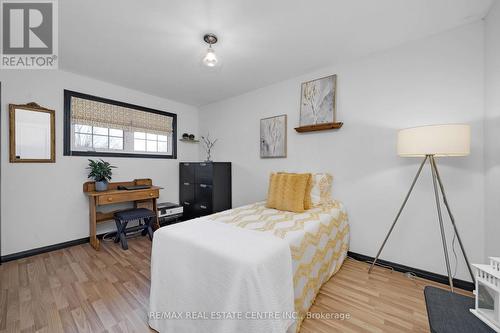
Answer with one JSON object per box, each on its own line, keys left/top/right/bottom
{"left": 368, "top": 124, "right": 475, "bottom": 292}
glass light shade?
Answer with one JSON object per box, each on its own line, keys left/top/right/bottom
{"left": 397, "top": 124, "right": 470, "bottom": 157}
{"left": 202, "top": 48, "right": 218, "bottom": 67}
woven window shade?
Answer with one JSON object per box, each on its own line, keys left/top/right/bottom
{"left": 70, "top": 97, "right": 173, "bottom": 134}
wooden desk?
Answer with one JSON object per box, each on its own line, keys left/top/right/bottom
{"left": 83, "top": 178, "right": 161, "bottom": 250}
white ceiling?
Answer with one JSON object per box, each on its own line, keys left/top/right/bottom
{"left": 60, "top": 0, "right": 493, "bottom": 106}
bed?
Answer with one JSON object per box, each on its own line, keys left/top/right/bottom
{"left": 149, "top": 200, "right": 349, "bottom": 333}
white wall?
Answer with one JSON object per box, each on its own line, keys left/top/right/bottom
{"left": 0, "top": 18, "right": 491, "bottom": 284}
{"left": 199, "top": 23, "right": 485, "bottom": 281}
{"left": 0, "top": 70, "right": 199, "bottom": 255}
{"left": 485, "top": 1, "right": 500, "bottom": 257}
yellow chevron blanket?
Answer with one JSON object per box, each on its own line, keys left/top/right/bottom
{"left": 210, "top": 201, "right": 350, "bottom": 332}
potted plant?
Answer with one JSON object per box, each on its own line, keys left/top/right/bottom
{"left": 87, "top": 159, "right": 116, "bottom": 191}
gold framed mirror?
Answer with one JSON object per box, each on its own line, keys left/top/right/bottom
{"left": 9, "top": 103, "right": 56, "bottom": 163}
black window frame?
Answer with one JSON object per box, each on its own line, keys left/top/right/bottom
{"left": 63, "top": 90, "right": 177, "bottom": 159}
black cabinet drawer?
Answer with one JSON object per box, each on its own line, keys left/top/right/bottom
{"left": 195, "top": 184, "right": 213, "bottom": 209}
{"left": 180, "top": 163, "right": 195, "bottom": 184}
{"left": 195, "top": 203, "right": 212, "bottom": 217}
{"left": 181, "top": 201, "right": 195, "bottom": 219}
{"left": 180, "top": 182, "right": 194, "bottom": 203}
{"left": 195, "top": 163, "right": 213, "bottom": 184}
{"left": 179, "top": 162, "right": 231, "bottom": 220}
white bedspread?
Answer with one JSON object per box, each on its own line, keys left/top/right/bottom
{"left": 209, "top": 201, "right": 349, "bottom": 332}
{"left": 149, "top": 218, "right": 295, "bottom": 333}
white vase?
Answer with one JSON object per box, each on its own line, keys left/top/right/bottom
{"left": 95, "top": 180, "right": 108, "bottom": 192}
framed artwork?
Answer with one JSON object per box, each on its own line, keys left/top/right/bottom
{"left": 299, "top": 74, "right": 337, "bottom": 126}
{"left": 260, "top": 115, "right": 287, "bottom": 158}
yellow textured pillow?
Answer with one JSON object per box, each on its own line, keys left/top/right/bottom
{"left": 276, "top": 172, "right": 313, "bottom": 210}
{"left": 266, "top": 173, "right": 281, "bottom": 209}
{"left": 277, "top": 173, "right": 309, "bottom": 212}
{"left": 267, "top": 173, "right": 309, "bottom": 213}
{"left": 304, "top": 174, "right": 313, "bottom": 210}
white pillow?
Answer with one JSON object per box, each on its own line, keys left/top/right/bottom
{"left": 310, "top": 173, "right": 333, "bottom": 206}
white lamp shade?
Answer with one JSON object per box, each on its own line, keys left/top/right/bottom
{"left": 397, "top": 124, "right": 470, "bottom": 157}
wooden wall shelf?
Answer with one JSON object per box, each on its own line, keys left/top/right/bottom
{"left": 294, "top": 122, "right": 343, "bottom": 133}
{"left": 180, "top": 138, "right": 200, "bottom": 143}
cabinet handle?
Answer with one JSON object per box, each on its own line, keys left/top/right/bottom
{"left": 107, "top": 197, "right": 113, "bottom": 202}
{"left": 200, "top": 184, "right": 207, "bottom": 188}
{"left": 184, "top": 163, "right": 190, "bottom": 166}
{"left": 149, "top": 193, "right": 154, "bottom": 197}
{"left": 184, "top": 182, "right": 190, "bottom": 186}
{"left": 200, "top": 163, "right": 207, "bottom": 167}
{"left": 183, "top": 202, "right": 191, "bottom": 206}
{"left": 200, "top": 205, "right": 207, "bottom": 209}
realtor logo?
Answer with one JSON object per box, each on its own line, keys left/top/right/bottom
{"left": 1, "top": 0, "right": 58, "bottom": 69}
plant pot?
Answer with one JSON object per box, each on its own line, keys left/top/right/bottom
{"left": 95, "top": 180, "right": 108, "bottom": 192}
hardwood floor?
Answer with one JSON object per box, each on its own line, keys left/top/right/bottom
{"left": 0, "top": 237, "right": 471, "bottom": 333}
{"left": 301, "top": 258, "right": 470, "bottom": 333}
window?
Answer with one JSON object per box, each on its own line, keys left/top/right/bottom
{"left": 134, "top": 132, "right": 171, "bottom": 153}
{"left": 74, "top": 125, "right": 124, "bottom": 150}
{"left": 64, "top": 90, "right": 177, "bottom": 159}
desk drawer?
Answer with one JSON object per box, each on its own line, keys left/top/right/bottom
{"left": 98, "top": 189, "right": 159, "bottom": 205}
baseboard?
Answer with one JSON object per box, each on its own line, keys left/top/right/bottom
{"left": 1, "top": 237, "right": 90, "bottom": 263}
{"left": 0, "top": 232, "right": 117, "bottom": 263}
{"left": 348, "top": 251, "right": 474, "bottom": 292}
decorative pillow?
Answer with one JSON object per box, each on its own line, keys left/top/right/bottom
{"left": 303, "top": 174, "right": 313, "bottom": 210}
{"left": 266, "top": 173, "right": 309, "bottom": 213}
{"left": 266, "top": 173, "right": 282, "bottom": 209}
{"left": 274, "top": 172, "right": 313, "bottom": 210}
{"left": 310, "top": 173, "right": 333, "bottom": 206}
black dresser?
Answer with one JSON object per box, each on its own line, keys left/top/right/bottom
{"left": 179, "top": 162, "right": 232, "bottom": 219}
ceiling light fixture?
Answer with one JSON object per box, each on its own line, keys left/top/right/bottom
{"left": 202, "top": 33, "right": 219, "bottom": 68}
